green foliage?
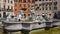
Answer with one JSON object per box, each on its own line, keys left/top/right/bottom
{"left": 30, "top": 28, "right": 60, "bottom": 34}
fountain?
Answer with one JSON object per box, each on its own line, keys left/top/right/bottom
{"left": 2, "top": 12, "right": 55, "bottom": 34}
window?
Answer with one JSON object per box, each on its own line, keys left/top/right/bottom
{"left": 4, "top": 5, "right": 5, "bottom": 10}
{"left": 35, "top": 4, "right": 37, "bottom": 6}
{"left": 11, "top": 1, "right": 13, "bottom": 4}
{"left": 28, "top": 0, "right": 30, "bottom": 2}
{"left": 49, "top": 0, "right": 51, "bottom": 1}
{"left": 54, "top": 2, "right": 57, "bottom": 5}
{"left": 19, "top": 0, "right": 22, "bottom": 2}
{"left": 42, "top": 3, "right": 45, "bottom": 6}
{"left": 49, "top": 7, "right": 51, "bottom": 10}
{"left": 39, "top": 0, "right": 41, "bottom": 1}
{"left": 28, "top": 4, "right": 30, "bottom": 7}
{"left": 15, "top": 9, "right": 17, "bottom": 11}
{"left": 14, "top": 0, "right": 17, "bottom": 2}
{"left": 0, "top": 3, "right": 1, "bottom": 8}
{"left": 46, "top": 3, "right": 48, "bottom": 6}
{"left": 21, "top": 8, "right": 26, "bottom": 11}
{"left": 49, "top": 2, "right": 52, "bottom": 6}
{"left": 54, "top": 5, "right": 57, "bottom": 7}
{"left": 42, "top": 0, "right": 44, "bottom": 1}
{"left": 28, "top": 14, "right": 30, "bottom": 16}
{"left": 4, "top": 0, "right": 6, "bottom": 2}
{"left": 39, "top": 4, "right": 41, "bottom": 6}
{"left": 0, "top": 9, "right": 1, "bottom": 11}
{"left": 46, "top": 0, "right": 48, "bottom": 1}
{"left": 32, "top": 0, "right": 35, "bottom": 3}
{"left": 36, "top": 7, "right": 39, "bottom": 10}
{"left": 46, "top": 7, "right": 47, "bottom": 10}
{"left": 24, "top": 4, "right": 26, "bottom": 7}
{"left": 24, "top": 0, "right": 26, "bottom": 2}
{"left": 31, "top": 5, "right": 34, "bottom": 7}
{"left": 20, "top": 4, "right": 21, "bottom": 7}
{"left": 40, "top": 8, "right": 41, "bottom": 10}
{"left": 49, "top": 3, "right": 52, "bottom": 5}
{"left": 35, "top": 0, "right": 38, "bottom": 1}
{"left": 11, "top": 6, "right": 13, "bottom": 10}
{"left": 54, "top": 7, "right": 57, "bottom": 10}
{"left": 0, "top": 14, "right": 1, "bottom": 17}
{"left": 8, "top": 0, "right": 9, "bottom": 3}
{"left": 54, "top": 2, "right": 57, "bottom": 7}
{"left": 8, "top": 6, "right": 9, "bottom": 9}
{"left": 42, "top": 7, "right": 44, "bottom": 10}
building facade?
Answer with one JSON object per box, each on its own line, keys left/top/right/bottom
{"left": 14, "top": 0, "right": 35, "bottom": 15}
{"left": 54, "top": 0, "right": 60, "bottom": 18}
{"left": 35, "top": 0, "right": 58, "bottom": 17}
{"left": 14, "top": 0, "right": 35, "bottom": 20}
{"left": 14, "top": 0, "right": 58, "bottom": 19}
{"left": 0, "top": 0, "right": 58, "bottom": 18}
{"left": 3, "top": 0, "right": 14, "bottom": 18}
{"left": 56, "top": 0, "right": 60, "bottom": 13}
{"left": 0, "top": 0, "right": 14, "bottom": 18}
{"left": 0, "top": 0, "right": 4, "bottom": 18}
